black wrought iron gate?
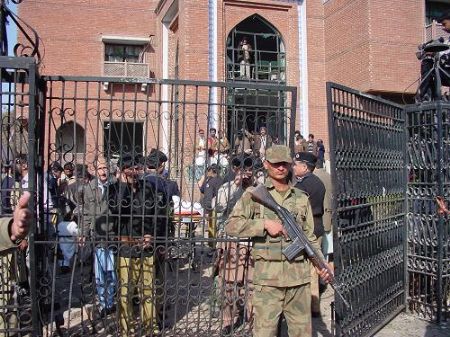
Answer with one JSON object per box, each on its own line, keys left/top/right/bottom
{"left": 0, "top": 56, "right": 298, "bottom": 336}
{"left": 406, "top": 101, "right": 450, "bottom": 323}
{"left": 327, "top": 82, "right": 407, "bottom": 337}
{"left": 0, "top": 55, "right": 46, "bottom": 336}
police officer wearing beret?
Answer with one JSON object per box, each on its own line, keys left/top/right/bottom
{"left": 293, "top": 152, "right": 326, "bottom": 317}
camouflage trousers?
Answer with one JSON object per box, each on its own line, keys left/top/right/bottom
{"left": 310, "top": 236, "right": 323, "bottom": 314}
{"left": 0, "top": 253, "right": 17, "bottom": 337}
{"left": 253, "top": 283, "right": 311, "bottom": 337}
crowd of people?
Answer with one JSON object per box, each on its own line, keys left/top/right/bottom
{"left": 0, "top": 126, "right": 333, "bottom": 337}
{"left": 194, "top": 126, "right": 325, "bottom": 175}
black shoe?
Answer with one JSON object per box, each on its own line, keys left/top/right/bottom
{"left": 106, "top": 305, "right": 116, "bottom": 315}
{"left": 60, "top": 266, "right": 71, "bottom": 274}
{"left": 220, "top": 325, "right": 232, "bottom": 336}
{"left": 311, "top": 311, "right": 321, "bottom": 318}
{"left": 99, "top": 305, "right": 116, "bottom": 318}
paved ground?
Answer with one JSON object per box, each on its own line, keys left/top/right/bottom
{"left": 313, "top": 287, "right": 450, "bottom": 337}
{"left": 41, "top": 234, "right": 450, "bottom": 337}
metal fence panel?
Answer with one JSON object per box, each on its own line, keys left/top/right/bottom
{"left": 327, "top": 82, "right": 407, "bottom": 337}
{"left": 32, "top": 77, "right": 296, "bottom": 336}
{"left": 406, "top": 101, "right": 450, "bottom": 323}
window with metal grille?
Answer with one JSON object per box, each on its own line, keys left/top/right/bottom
{"left": 103, "top": 121, "right": 144, "bottom": 156}
{"left": 104, "top": 44, "right": 142, "bottom": 63}
{"left": 103, "top": 43, "right": 149, "bottom": 78}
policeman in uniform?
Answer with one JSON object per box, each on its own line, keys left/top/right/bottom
{"left": 314, "top": 167, "right": 333, "bottom": 261}
{"left": 226, "top": 145, "right": 331, "bottom": 337}
{"left": 293, "top": 152, "right": 326, "bottom": 317}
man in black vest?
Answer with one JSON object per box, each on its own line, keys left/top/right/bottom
{"left": 293, "top": 151, "right": 326, "bottom": 317}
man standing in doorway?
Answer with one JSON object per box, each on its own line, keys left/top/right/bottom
{"left": 252, "top": 127, "right": 272, "bottom": 160}
{"left": 239, "top": 37, "right": 252, "bottom": 79}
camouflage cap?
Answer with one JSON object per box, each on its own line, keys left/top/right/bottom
{"left": 265, "top": 145, "right": 292, "bottom": 164}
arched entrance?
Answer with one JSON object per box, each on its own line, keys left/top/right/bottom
{"left": 226, "top": 15, "right": 287, "bottom": 144}
{"left": 226, "top": 15, "right": 285, "bottom": 82}
{"left": 56, "top": 121, "right": 86, "bottom": 154}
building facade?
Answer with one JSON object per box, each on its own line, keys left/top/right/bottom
{"left": 17, "top": 0, "right": 449, "bottom": 160}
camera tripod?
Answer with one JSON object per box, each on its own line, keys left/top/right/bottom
{"left": 417, "top": 38, "right": 450, "bottom": 102}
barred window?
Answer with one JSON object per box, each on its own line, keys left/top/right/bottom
{"left": 104, "top": 44, "right": 143, "bottom": 63}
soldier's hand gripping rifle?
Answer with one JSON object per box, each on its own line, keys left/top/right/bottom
{"left": 249, "top": 184, "right": 351, "bottom": 309}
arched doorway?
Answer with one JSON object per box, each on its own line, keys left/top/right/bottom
{"left": 226, "top": 15, "right": 285, "bottom": 82}
{"left": 226, "top": 15, "right": 287, "bottom": 144}
{"left": 56, "top": 121, "right": 86, "bottom": 154}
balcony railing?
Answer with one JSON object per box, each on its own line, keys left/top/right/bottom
{"left": 424, "top": 21, "right": 448, "bottom": 42}
{"left": 103, "top": 61, "right": 149, "bottom": 78}
{"left": 227, "top": 60, "right": 286, "bottom": 82}
{"left": 226, "top": 48, "right": 286, "bottom": 83}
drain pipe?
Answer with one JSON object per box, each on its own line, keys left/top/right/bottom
{"left": 297, "top": 0, "right": 309, "bottom": 137}
{"left": 208, "top": 0, "right": 218, "bottom": 129}
{"left": 161, "top": 23, "right": 169, "bottom": 154}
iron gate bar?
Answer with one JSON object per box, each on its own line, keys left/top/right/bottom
{"left": 0, "top": 55, "right": 41, "bottom": 335}
{"left": 42, "top": 76, "right": 297, "bottom": 90}
{"left": 327, "top": 82, "right": 407, "bottom": 337}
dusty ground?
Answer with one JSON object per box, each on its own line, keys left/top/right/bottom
{"left": 313, "top": 287, "right": 450, "bottom": 337}
{"left": 41, "top": 231, "right": 449, "bottom": 337}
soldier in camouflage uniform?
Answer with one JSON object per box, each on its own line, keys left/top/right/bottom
{"left": 226, "top": 145, "right": 331, "bottom": 337}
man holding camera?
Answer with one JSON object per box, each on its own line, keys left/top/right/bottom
{"left": 418, "top": 11, "right": 450, "bottom": 101}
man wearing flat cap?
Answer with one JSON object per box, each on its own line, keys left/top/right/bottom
{"left": 293, "top": 152, "right": 327, "bottom": 317}
{"left": 226, "top": 145, "right": 331, "bottom": 337}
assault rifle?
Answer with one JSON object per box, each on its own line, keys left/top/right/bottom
{"left": 249, "top": 184, "right": 351, "bottom": 309}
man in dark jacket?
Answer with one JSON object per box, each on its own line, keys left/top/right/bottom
{"left": 293, "top": 151, "right": 326, "bottom": 317}
{"left": 116, "top": 154, "right": 162, "bottom": 335}
{"left": 198, "top": 164, "right": 223, "bottom": 213}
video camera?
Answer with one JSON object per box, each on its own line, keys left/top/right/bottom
{"left": 417, "top": 35, "right": 450, "bottom": 101}
{"left": 416, "top": 37, "right": 448, "bottom": 60}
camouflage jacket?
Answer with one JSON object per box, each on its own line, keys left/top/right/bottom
{"left": 226, "top": 178, "right": 322, "bottom": 287}
{"left": 0, "top": 217, "right": 15, "bottom": 252}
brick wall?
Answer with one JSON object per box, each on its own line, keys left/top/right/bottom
{"left": 18, "top": 0, "right": 427, "bottom": 167}
{"left": 19, "top": 0, "right": 158, "bottom": 77}
{"left": 324, "top": 0, "right": 424, "bottom": 94}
